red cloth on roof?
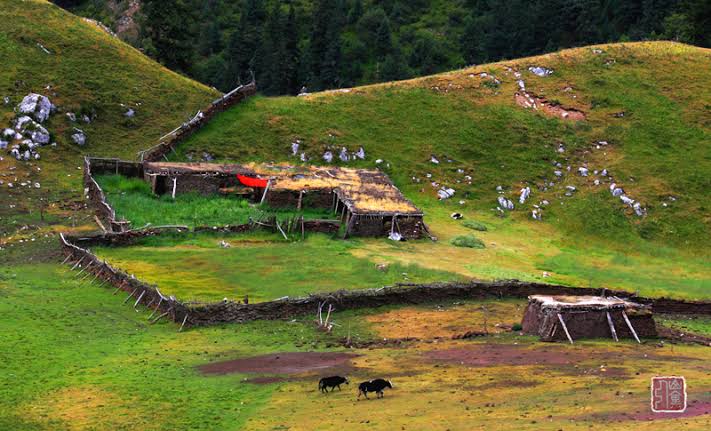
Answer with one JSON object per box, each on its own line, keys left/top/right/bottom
{"left": 236, "top": 174, "right": 268, "bottom": 188}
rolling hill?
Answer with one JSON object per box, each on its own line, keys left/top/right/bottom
{"left": 0, "top": 0, "right": 217, "bottom": 236}
{"left": 177, "top": 41, "right": 711, "bottom": 250}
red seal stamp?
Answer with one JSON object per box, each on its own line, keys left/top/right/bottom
{"left": 651, "top": 376, "right": 686, "bottom": 413}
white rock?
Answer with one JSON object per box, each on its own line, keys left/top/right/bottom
{"left": 355, "top": 147, "right": 365, "bottom": 160}
{"left": 620, "top": 195, "right": 635, "bottom": 206}
{"left": 554, "top": 170, "right": 562, "bottom": 177}
{"left": 633, "top": 202, "right": 646, "bottom": 216}
{"left": 291, "top": 141, "right": 299, "bottom": 156}
{"left": 18, "top": 94, "right": 54, "bottom": 123}
{"left": 519, "top": 186, "right": 531, "bottom": 204}
{"left": 532, "top": 209, "right": 542, "bottom": 220}
{"left": 578, "top": 167, "right": 589, "bottom": 176}
{"left": 529, "top": 66, "right": 553, "bottom": 77}
{"left": 517, "top": 80, "right": 526, "bottom": 91}
{"left": 3, "top": 128, "right": 15, "bottom": 138}
{"left": 34, "top": 182, "right": 40, "bottom": 188}
{"left": 323, "top": 151, "right": 333, "bottom": 163}
{"left": 601, "top": 169, "right": 608, "bottom": 176}
{"left": 565, "top": 185, "right": 577, "bottom": 192}
{"left": 300, "top": 152, "right": 307, "bottom": 162}
{"left": 0, "top": 140, "right": 7, "bottom": 150}
{"left": 430, "top": 155, "right": 440, "bottom": 164}
{"left": 375, "top": 159, "right": 383, "bottom": 164}
{"left": 339, "top": 147, "right": 349, "bottom": 162}
{"left": 593, "top": 179, "right": 600, "bottom": 186}
{"left": 125, "top": 108, "right": 135, "bottom": 118}
{"left": 66, "top": 112, "right": 76, "bottom": 122}
{"left": 438, "top": 188, "right": 455, "bottom": 200}
{"left": 497, "top": 196, "right": 514, "bottom": 210}
{"left": 71, "top": 128, "right": 86, "bottom": 146}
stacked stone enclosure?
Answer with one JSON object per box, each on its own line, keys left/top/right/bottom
{"left": 522, "top": 295, "right": 658, "bottom": 342}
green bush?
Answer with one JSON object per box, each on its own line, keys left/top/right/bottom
{"left": 512, "top": 323, "right": 523, "bottom": 331}
{"left": 450, "top": 234, "right": 485, "bottom": 249}
{"left": 462, "top": 220, "right": 488, "bottom": 231}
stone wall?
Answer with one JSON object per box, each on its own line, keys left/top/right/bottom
{"left": 138, "top": 83, "right": 257, "bottom": 163}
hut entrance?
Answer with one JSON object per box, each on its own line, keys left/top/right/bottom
{"left": 521, "top": 295, "right": 657, "bottom": 343}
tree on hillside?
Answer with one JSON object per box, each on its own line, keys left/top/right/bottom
{"left": 224, "top": 0, "right": 266, "bottom": 89}
{"left": 141, "top": 0, "right": 198, "bottom": 74}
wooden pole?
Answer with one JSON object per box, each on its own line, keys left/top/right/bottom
{"left": 61, "top": 254, "right": 72, "bottom": 265}
{"left": 260, "top": 180, "right": 271, "bottom": 205}
{"left": 171, "top": 177, "right": 177, "bottom": 200}
{"left": 297, "top": 190, "right": 303, "bottom": 210}
{"left": 123, "top": 288, "right": 137, "bottom": 304}
{"left": 178, "top": 314, "right": 188, "bottom": 332}
{"left": 276, "top": 221, "right": 288, "bottom": 240}
{"left": 71, "top": 256, "right": 85, "bottom": 270}
{"left": 148, "top": 297, "right": 163, "bottom": 319}
{"left": 606, "top": 312, "right": 619, "bottom": 342}
{"left": 151, "top": 311, "right": 169, "bottom": 324}
{"left": 557, "top": 313, "right": 574, "bottom": 344}
{"left": 133, "top": 290, "right": 146, "bottom": 308}
{"left": 622, "top": 311, "right": 641, "bottom": 343}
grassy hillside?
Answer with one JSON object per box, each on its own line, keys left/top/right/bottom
{"left": 0, "top": 0, "right": 217, "bottom": 236}
{"left": 178, "top": 42, "right": 710, "bottom": 249}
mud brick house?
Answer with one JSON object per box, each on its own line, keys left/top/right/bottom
{"left": 142, "top": 162, "right": 426, "bottom": 238}
{"left": 521, "top": 295, "right": 657, "bottom": 342}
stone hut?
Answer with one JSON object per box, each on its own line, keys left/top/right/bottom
{"left": 521, "top": 295, "right": 657, "bottom": 343}
{"left": 141, "top": 161, "right": 427, "bottom": 239}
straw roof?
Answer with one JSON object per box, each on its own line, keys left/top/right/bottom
{"left": 144, "top": 161, "right": 422, "bottom": 216}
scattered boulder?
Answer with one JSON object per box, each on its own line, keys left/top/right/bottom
{"left": 291, "top": 141, "right": 299, "bottom": 156}
{"left": 300, "top": 152, "right": 308, "bottom": 162}
{"left": 519, "top": 186, "right": 531, "bottom": 204}
{"left": 497, "top": 196, "right": 514, "bottom": 210}
{"left": 339, "top": 147, "right": 349, "bottom": 162}
{"left": 0, "top": 140, "right": 7, "bottom": 150}
{"left": 450, "top": 212, "right": 463, "bottom": 220}
{"left": 528, "top": 66, "right": 553, "bottom": 77}
{"left": 124, "top": 108, "right": 135, "bottom": 118}
{"left": 18, "top": 93, "right": 55, "bottom": 123}
{"left": 71, "top": 128, "right": 86, "bottom": 146}
{"left": 430, "top": 155, "right": 440, "bottom": 164}
{"left": 66, "top": 112, "right": 76, "bottom": 122}
{"left": 531, "top": 209, "right": 542, "bottom": 220}
{"left": 577, "top": 167, "right": 589, "bottom": 177}
{"left": 323, "top": 151, "right": 333, "bottom": 163}
{"left": 355, "top": 147, "right": 365, "bottom": 160}
{"left": 438, "top": 187, "right": 455, "bottom": 200}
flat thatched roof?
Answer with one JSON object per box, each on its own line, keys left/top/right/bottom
{"left": 529, "top": 295, "right": 645, "bottom": 311}
{"left": 144, "top": 161, "right": 422, "bottom": 216}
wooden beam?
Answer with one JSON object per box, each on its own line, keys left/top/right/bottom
{"left": 151, "top": 311, "right": 169, "bottom": 324}
{"left": 260, "top": 180, "right": 271, "bottom": 205}
{"left": 622, "top": 311, "right": 640, "bottom": 343}
{"left": 557, "top": 313, "right": 574, "bottom": 344}
{"left": 606, "top": 312, "right": 619, "bottom": 342}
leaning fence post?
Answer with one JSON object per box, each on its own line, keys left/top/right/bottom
{"left": 123, "top": 288, "right": 137, "bottom": 304}
{"left": 178, "top": 314, "right": 188, "bottom": 332}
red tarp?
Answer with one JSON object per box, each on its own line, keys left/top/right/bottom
{"left": 236, "top": 174, "right": 268, "bottom": 188}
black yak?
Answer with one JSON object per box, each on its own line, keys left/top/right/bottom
{"left": 357, "top": 379, "right": 393, "bottom": 399}
{"left": 319, "top": 376, "right": 349, "bottom": 393}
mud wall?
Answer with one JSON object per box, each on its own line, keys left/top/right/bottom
{"left": 181, "top": 280, "right": 711, "bottom": 326}
{"left": 139, "top": 83, "right": 257, "bottom": 163}
{"left": 58, "top": 228, "right": 711, "bottom": 329}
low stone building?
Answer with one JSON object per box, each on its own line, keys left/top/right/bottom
{"left": 141, "top": 161, "right": 427, "bottom": 239}
{"left": 521, "top": 295, "right": 657, "bottom": 342}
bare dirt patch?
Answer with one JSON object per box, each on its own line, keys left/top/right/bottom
{"left": 199, "top": 351, "right": 358, "bottom": 376}
{"left": 515, "top": 92, "right": 586, "bottom": 120}
{"left": 426, "top": 343, "right": 588, "bottom": 367}
{"left": 579, "top": 399, "right": 711, "bottom": 422}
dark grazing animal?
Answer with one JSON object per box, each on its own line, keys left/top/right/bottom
{"left": 319, "top": 376, "right": 349, "bottom": 393}
{"left": 357, "top": 379, "right": 393, "bottom": 399}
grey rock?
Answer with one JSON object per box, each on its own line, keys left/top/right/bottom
{"left": 291, "top": 141, "right": 299, "bottom": 156}
{"left": 438, "top": 187, "right": 455, "bottom": 200}
{"left": 355, "top": 147, "right": 365, "bottom": 160}
{"left": 66, "top": 112, "right": 76, "bottom": 122}
{"left": 519, "top": 186, "right": 531, "bottom": 204}
{"left": 18, "top": 93, "right": 55, "bottom": 123}
{"left": 2, "top": 129, "right": 14, "bottom": 138}
{"left": 323, "top": 151, "right": 333, "bottom": 163}
{"left": 0, "top": 140, "right": 7, "bottom": 150}
{"left": 528, "top": 66, "right": 553, "bottom": 77}
{"left": 497, "top": 196, "right": 514, "bottom": 210}
{"left": 124, "top": 108, "right": 135, "bottom": 118}
{"left": 71, "top": 128, "right": 86, "bottom": 146}
{"left": 339, "top": 147, "right": 349, "bottom": 162}
{"left": 578, "top": 167, "right": 589, "bottom": 176}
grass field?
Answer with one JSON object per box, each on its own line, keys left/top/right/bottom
{"left": 94, "top": 233, "right": 459, "bottom": 302}
{"left": 3, "top": 263, "right": 711, "bottom": 430}
{"left": 95, "top": 174, "right": 333, "bottom": 228}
